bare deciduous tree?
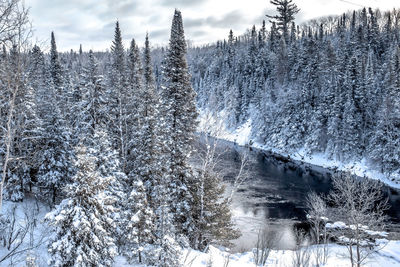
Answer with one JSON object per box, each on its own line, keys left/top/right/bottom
{"left": 292, "top": 229, "right": 311, "bottom": 267}
{"left": 0, "top": 202, "right": 45, "bottom": 264}
{"left": 327, "top": 173, "right": 389, "bottom": 267}
{"left": 306, "top": 192, "right": 329, "bottom": 266}
{"left": 0, "top": 0, "right": 30, "bottom": 213}
{"left": 253, "top": 225, "right": 280, "bottom": 266}
{"left": 191, "top": 111, "right": 240, "bottom": 250}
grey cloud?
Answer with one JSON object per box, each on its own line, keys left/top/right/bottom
{"left": 145, "top": 14, "right": 163, "bottom": 24}
{"left": 189, "top": 29, "right": 207, "bottom": 37}
{"left": 99, "top": 1, "right": 142, "bottom": 20}
{"left": 159, "top": 0, "right": 207, "bottom": 7}
{"left": 205, "top": 10, "right": 245, "bottom": 28}
{"left": 85, "top": 22, "right": 116, "bottom": 42}
{"left": 183, "top": 18, "right": 206, "bottom": 28}
{"left": 183, "top": 10, "right": 246, "bottom": 30}
{"left": 149, "top": 28, "right": 170, "bottom": 39}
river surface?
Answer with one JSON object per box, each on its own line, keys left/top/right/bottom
{"left": 204, "top": 139, "right": 400, "bottom": 251}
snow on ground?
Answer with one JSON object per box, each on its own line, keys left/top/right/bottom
{"left": 198, "top": 110, "right": 400, "bottom": 189}
{"left": 0, "top": 198, "right": 51, "bottom": 266}
{"left": 220, "top": 120, "right": 252, "bottom": 147}
{"left": 114, "top": 242, "right": 400, "bottom": 267}
{"left": 1, "top": 189, "right": 400, "bottom": 266}
{"left": 180, "top": 242, "right": 400, "bottom": 267}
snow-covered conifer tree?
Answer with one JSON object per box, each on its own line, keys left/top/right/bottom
{"left": 107, "top": 21, "right": 129, "bottom": 172}
{"left": 45, "top": 145, "right": 117, "bottom": 267}
{"left": 125, "top": 179, "right": 155, "bottom": 264}
{"left": 160, "top": 8, "right": 198, "bottom": 239}
{"left": 125, "top": 37, "right": 143, "bottom": 177}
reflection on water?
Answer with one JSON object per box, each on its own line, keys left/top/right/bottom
{"left": 211, "top": 140, "right": 400, "bottom": 251}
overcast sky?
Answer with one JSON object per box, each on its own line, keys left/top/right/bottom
{"left": 25, "top": 0, "right": 399, "bottom": 52}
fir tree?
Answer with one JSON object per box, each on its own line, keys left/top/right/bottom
{"left": 45, "top": 145, "right": 117, "bottom": 267}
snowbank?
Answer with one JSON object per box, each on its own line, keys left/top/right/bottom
{"left": 177, "top": 242, "right": 400, "bottom": 267}
{"left": 114, "top": 242, "right": 400, "bottom": 266}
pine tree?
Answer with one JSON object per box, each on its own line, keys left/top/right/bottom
{"left": 45, "top": 145, "right": 117, "bottom": 267}
{"left": 161, "top": 9, "right": 198, "bottom": 241}
{"left": 266, "top": 0, "right": 300, "bottom": 43}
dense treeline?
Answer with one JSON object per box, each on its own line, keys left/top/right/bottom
{"left": 188, "top": 7, "right": 400, "bottom": 182}
{"left": 0, "top": 8, "right": 237, "bottom": 266}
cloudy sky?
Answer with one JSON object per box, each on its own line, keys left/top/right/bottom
{"left": 25, "top": 0, "right": 399, "bottom": 52}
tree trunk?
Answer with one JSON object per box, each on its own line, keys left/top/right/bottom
{"left": 52, "top": 186, "right": 56, "bottom": 205}
{"left": 0, "top": 82, "right": 18, "bottom": 213}
{"left": 349, "top": 245, "right": 354, "bottom": 267}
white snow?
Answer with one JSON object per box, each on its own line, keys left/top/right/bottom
{"left": 178, "top": 243, "right": 400, "bottom": 267}
{"left": 220, "top": 120, "right": 252, "bottom": 146}
{"left": 326, "top": 221, "right": 347, "bottom": 229}
{"left": 198, "top": 110, "right": 252, "bottom": 146}
{"left": 1, "top": 196, "right": 400, "bottom": 267}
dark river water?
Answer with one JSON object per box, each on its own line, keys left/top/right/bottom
{"left": 205, "top": 139, "right": 400, "bottom": 251}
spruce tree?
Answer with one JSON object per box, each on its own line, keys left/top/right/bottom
{"left": 125, "top": 38, "right": 143, "bottom": 177}
{"left": 45, "top": 145, "right": 117, "bottom": 267}
{"left": 161, "top": 8, "right": 198, "bottom": 241}
{"left": 131, "top": 34, "right": 159, "bottom": 188}
{"left": 37, "top": 86, "right": 74, "bottom": 204}
{"left": 108, "top": 21, "right": 129, "bottom": 172}
{"left": 125, "top": 180, "right": 155, "bottom": 264}
{"left": 124, "top": 35, "right": 159, "bottom": 263}
{"left": 35, "top": 40, "right": 74, "bottom": 204}
{"left": 50, "top": 32, "right": 63, "bottom": 94}
{"left": 190, "top": 138, "right": 240, "bottom": 250}
{"left": 91, "top": 130, "right": 128, "bottom": 251}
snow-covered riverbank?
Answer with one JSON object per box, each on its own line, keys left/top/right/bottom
{"left": 202, "top": 113, "right": 400, "bottom": 190}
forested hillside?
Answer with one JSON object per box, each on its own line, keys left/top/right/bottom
{"left": 0, "top": 7, "right": 238, "bottom": 265}
{"left": 1, "top": 0, "right": 400, "bottom": 265}
{"left": 187, "top": 7, "right": 400, "bottom": 183}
